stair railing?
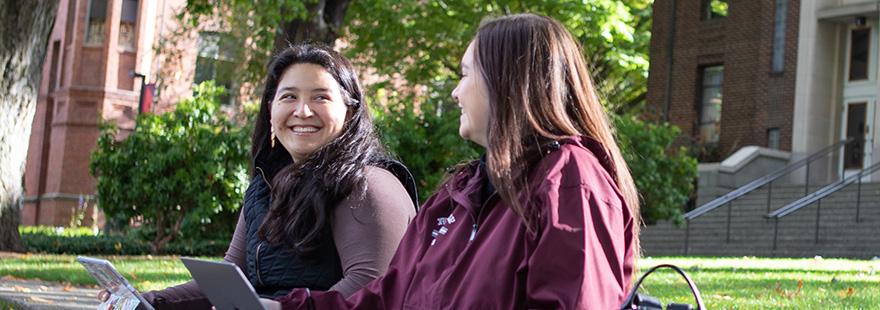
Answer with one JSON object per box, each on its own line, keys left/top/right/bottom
{"left": 682, "top": 138, "right": 854, "bottom": 254}
{"left": 766, "top": 161, "right": 880, "bottom": 253}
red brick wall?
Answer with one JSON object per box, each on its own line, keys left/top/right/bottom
{"left": 648, "top": 0, "right": 800, "bottom": 161}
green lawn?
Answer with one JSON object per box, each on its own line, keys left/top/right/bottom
{"left": 0, "top": 298, "right": 23, "bottom": 310}
{"left": 638, "top": 256, "right": 879, "bottom": 309}
{"left": 0, "top": 253, "right": 206, "bottom": 292}
{"left": 0, "top": 253, "right": 877, "bottom": 308}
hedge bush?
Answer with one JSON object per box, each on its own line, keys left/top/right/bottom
{"left": 90, "top": 82, "right": 250, "bottom": 254}
{"left": 19, "top": 227, "right": 227, "bottom": 256}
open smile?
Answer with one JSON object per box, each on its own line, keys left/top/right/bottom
{"left": 289, "top": 125, "right": 321, "bottom": 135}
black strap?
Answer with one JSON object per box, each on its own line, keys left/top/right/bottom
{"left": 377, "top": 158, "right": 420, "bottom": 211}
{"left": 619, "top": 264, "right": 705, "bottom": 310}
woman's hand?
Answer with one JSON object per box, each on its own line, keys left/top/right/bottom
{"left": 97, "top": 290, "right": 110, "bottom": 301}
{"left": 260, "top": 298, "right": 281, "bottom": 310}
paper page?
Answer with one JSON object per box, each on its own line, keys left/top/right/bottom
{"left": 98, "top": 293, "right": 141, "bottom": 310}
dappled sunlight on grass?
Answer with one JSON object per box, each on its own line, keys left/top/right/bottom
{"left": 0, "top": 253, "right": 217, "bottom": 292}
{"left": 1, "top": 254, "right": 877, "bottom": 307}
{"left": 637, "top": 256, "right": 880, "bottom": 308}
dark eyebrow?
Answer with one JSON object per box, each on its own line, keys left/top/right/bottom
{"left": 277, "top": 86, "right": 298, "bottom": 93}
{"left": 278, "top": 86, "right": 331, "bottom": 93}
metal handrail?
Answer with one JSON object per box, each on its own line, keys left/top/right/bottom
{"left": 767, "top": 160, "right": 880, "bottom": 252}
{"left": 684, "top": 138, "right": 854, "bottom": 220}
{"left": 767, "top": 161, "right": 880, "bottom": 218}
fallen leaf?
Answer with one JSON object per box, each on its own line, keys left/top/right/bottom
{"left": 837, "top": 287, "right": 856, "bottom": 298}
{"left": 28, "top": 296, "right": 53, "bottom": 304}
{"left": 13, "top": 286, "right": 30, "bottom": 293}
{"left": 774, "top": 281, "right": 803, "bottom": 298}
{"left": 38, "top": 285, "right": 49, "bottom": 291}
{"left": 62, "top": 283, "right": 74, "bottom": 292}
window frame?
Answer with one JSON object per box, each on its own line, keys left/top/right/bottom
{"left": 697, "top": 64, "right": 724, "bottom": 145}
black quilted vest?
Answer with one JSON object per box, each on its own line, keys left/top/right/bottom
{"left": 242, "top": 173, "right": 343, "bottom": 298}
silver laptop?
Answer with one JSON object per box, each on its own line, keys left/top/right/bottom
{"left": 180, "top": 257, "right": 267, "bottom": 310}
{"left": 76, "top": 256, "right": 156, "bottom": 310}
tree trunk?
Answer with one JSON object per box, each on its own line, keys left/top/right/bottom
{"left": 150, "top": 210, "right": 186, "bottom": 255}
{"left": 0, "top": 0, "right": 60, "bottom": 252}
{"left": 272, "top": 0, "right": 352, "bottom": 53}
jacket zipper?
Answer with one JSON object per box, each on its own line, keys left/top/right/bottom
{"left": 255, "top": 241, "right": 265, "bottom": 286}
{"left": 469, "top": 192, "right": 497, "bottom": 241}
{"left": 254, "top": 166, "right": 271, "bottom": 287}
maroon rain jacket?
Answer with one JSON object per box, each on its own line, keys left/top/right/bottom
{"left": 278, "top": 136, "right": 636, "bottom": 309}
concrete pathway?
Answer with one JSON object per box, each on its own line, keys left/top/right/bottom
{"left": 0, "top": 276, "right": 100, "bottom": 310}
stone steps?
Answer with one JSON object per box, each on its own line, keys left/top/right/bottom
{"left": 642, "top": 182, "right": 880, "bottom": 258}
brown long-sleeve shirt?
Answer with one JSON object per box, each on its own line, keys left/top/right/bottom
{"left": 142, "top": 167, "right": 415, "bottom": 309}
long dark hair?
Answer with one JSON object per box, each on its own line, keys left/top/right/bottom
{"left": 474, "top": 14, "right": 640, "bottom": 253}
{"left": 251, "top": 44, "right": 388, "bottom": 255}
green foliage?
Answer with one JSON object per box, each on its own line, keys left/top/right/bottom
{"left": 180, "top": 0, "right": 312, "bottom": 89}
{"left": 174, "top": 0, "right": 697, "bottom": 222}
{"left": 615, "top": 115, "right": 698, "bottom": 224}
{"left": 345, "top": 0, "right": 653, "bottom": 113}
{"left": 19, "top": 232, "right": 227, "bottom": 256}
{"left": 373, "top": 90, "right": 481, "bottom": 200}
{"left": 349, "top": 0, "right": 669, "bottom": 205}
{"left": 708, "top": 0, "right": 729, "bottom": 18}
{"left": 179, "top": 0, "right": 652, "bottom": 114}
{"left": 18, "top": 226, "right": 99, "bottom": 237}
{"left": 21, "top": 233, "right": 151, "bottom": 255}
{"left": 0, "top": 298, "right": 24, "bottom": 310}
{"left": 89, "top": 82, "right": 250, "bottom": 253}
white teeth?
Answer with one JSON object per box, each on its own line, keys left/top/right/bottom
{"left": 291, "top": 126, "right": 319, "bottom": 133}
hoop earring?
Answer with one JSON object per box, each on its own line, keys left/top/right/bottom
{"left": 270, "top": 127, "right": 276, "bottom": 148}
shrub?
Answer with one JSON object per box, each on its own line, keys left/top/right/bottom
{"left": 18, "top": 226, "right": 99, "bottom": 237}
{"left": 373, "top": 89, "right": 480, "bottom": 202}
{"left": 19, "top": 227, "right": 227, "bottom": 256}
{"left": 614, "top": 114, "right": 698, "bottom": 224}
{"left": 90, "top": 82, "right": 250, "bottom": 254}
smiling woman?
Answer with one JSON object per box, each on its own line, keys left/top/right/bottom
{"left": 269, "top": 13, "right": 640, "bottom": 310}
{"left": 270, "top": 63, "right": 351, "bottom": 162}
{"left": 121, "top": 44, "right": 420, "bottom": 309}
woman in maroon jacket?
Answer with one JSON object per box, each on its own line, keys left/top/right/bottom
{"left": 265, "top": 13, "right": 641, "bottom": 310}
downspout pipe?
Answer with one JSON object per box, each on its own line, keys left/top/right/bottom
{"left": 663, "top": 0, "right": 677, "bottom": 122}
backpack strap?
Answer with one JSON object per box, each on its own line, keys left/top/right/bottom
{"left": 376, "top": 158, "right": 420, "bottom": 212}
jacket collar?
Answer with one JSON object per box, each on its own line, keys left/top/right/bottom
{"left": 445, "top": 161, "right": 484, "bottom": 213}
{"left": 443, "top": 136, "right": 616, "bottom": 211}
{"left": 569, "top": 136, "right": 617, "bottom": 180}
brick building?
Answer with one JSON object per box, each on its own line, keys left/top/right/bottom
{"left": 648, "top": 0, "right": 800, "bottom": 162}
{"left": 650, "top": 0, "right": 880, "bottom": 189}
{"left": 794, "top": 0, "right": 880, "bottom": 179}
{"left": 641, "top": 0, "right": 880, "bottom": 258}
{"left": 21, "top": 0, "right": 226, "bottom": 226}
